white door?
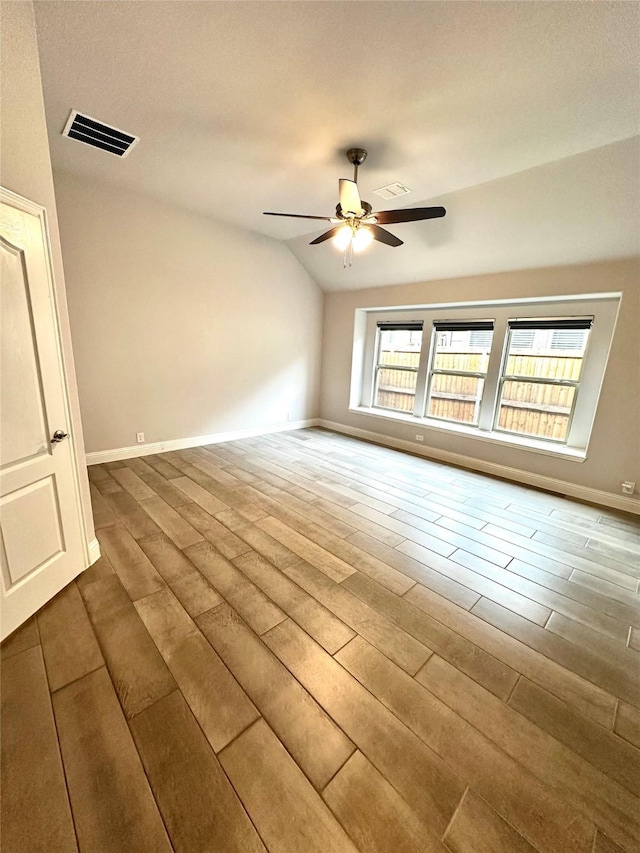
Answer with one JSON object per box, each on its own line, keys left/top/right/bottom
{"left": 0, "top": 190, "right": 86, "bottom": 640}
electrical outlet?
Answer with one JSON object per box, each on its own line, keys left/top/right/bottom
{"left": 136, "top": 432, "right": 145, "bottom": 444}
{"left": 621, "top": 481, "right": 636, "bottom": 495}
{"left": 415, "top": 434, "right": 424, "bottom": 442}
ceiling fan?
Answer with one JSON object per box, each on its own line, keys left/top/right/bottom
{"left": 264, "top": 148, "right": 446, "bottom": 266}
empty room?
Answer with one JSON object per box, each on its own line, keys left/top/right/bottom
{"left": 1, "top": 1, "right": 639, "bottom": 852}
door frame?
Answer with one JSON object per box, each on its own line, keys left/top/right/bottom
{"left": 1, "top": 185, "right": 97, "bottom": 569}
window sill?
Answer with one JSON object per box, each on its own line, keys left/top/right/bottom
{"left": 348, "top": 406, "right": 587, "bottom": 462}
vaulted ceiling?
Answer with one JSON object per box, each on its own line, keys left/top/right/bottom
{"left": 34, "top": 1, "right": 640, "bottom": 291}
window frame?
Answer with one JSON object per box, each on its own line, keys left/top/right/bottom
{"left": 424, "top": 321, "right": 495, "bottom": 428}
{"left": 493, "top": 318, "right": 593, "bottom": 444}
{"left": 352, "top": 294, "right": 621, "bottom": 459}
{"left": 372, "top": 322, "right": 424, "bottom": 415}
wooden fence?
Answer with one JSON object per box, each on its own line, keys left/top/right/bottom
{"left": 376, "top": 349, "right": 582, "bottom": 439}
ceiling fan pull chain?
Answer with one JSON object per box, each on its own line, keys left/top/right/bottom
{"left": 343, "top": 237, "right": 354, "bottom": 268}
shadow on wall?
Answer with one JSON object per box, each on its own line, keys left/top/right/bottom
{"left": 193, "top": 357, "right": 316, "bottom": 433}
{"left": 90, "top": 354, "right": 318, "bottom": 452}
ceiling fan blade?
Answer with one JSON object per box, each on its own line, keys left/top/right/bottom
{"left": 370, "top": 225, "right": 403, "bottom": 247}
{"left": 309, "top": 225, "right": 343, "bottom": 245}
{"left": 339, "top": 179, "right": 364, "bottom": 216}
{"left": 263, "top": 212, "right": 334, "bottom": 220}
{"left": 373, "top": 206, "right": 446, "bottom": 224}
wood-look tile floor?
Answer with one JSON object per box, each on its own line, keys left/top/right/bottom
{"left": 2, "top": 428, "right": 639, "bottom": 853}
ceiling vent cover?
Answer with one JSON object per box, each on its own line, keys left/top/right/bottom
{"left": 374, "top": 182, "right": 412, "bottom": 200}
{"left": 62, "top": 110, "right": 139, "bottom": 157}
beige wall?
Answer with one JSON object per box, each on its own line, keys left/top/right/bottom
{"left": 0, "top": 1, "right": 95, "bottom": 548}
{"left": 320, "top": 259, "right": 640, "bottom": 505}
{"left": 53, "top": 171, "right": 324, "bottom": 454}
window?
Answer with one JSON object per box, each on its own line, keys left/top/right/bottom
{"left": 373, "top": 322, "right": 423, "bottom": 413}
{"left": 469, "top": 330, "right": 493, "bottom": 348}
{"left": 353, "top": 294, "right": 620, "bottom": 458}
{"left": 551, "top": 329, "right": 587, "bottom": 350}
{"left": 511, "top": 329, "right": 535, "bottom": 349}
{"left": 495, "top": 318, "right": 592, "bottom": 443}
{"left": 425, "top": 321, "right": 494, "bottom": 425}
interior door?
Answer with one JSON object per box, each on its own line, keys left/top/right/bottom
{"left": 0, "top": 191, "right": 86, "bottom": 640}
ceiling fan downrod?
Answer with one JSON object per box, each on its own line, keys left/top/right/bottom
{"left": 346, "top": 148, "right": 367, "bottom": 183}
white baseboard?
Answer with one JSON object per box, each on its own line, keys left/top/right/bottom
{"left": 87, "top": 537, "right": 101, "bottom": 566}
{"left": 86, "top": 419, "right": 320, "bottom": 466}
{"left": 318, "top": 419, "right": 640, "bottom": 516}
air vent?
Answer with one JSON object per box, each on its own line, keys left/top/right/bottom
{"left": 373, "top": 182, "right": 411, "bottom": 200}
{"left": 62, "top": 110, "right": 139, "bottom": 157}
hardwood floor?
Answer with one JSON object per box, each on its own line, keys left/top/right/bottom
{"left": 2, "top": 428, "right": 639, "bottom": 852}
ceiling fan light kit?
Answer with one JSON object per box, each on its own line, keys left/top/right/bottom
{"left": 264, "top": 148, "right": 446, "bottom": 267}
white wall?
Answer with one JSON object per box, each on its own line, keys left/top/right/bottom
{"left": 53, "top": 171, "right": 324, "bottom": 454}
{"left": 320, "top": 259, "right": 640, "bottom": 507}
{"left": 0, "top": 1, "right": 95, "bottom": 549}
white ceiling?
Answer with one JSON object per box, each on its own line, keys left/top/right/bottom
{"left": 34, "top": 1, "right": 640, "bottom": 291}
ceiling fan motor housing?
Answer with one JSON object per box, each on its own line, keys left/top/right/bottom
{"left": 346, "top": 148, "right": 368, "bottom": 167}
{"left": 336, "top": 200, "right": 372, "bottom": 219}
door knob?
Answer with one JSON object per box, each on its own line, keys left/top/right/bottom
{"left": 51, "top": 429, "right": 69, "bottom": 444}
